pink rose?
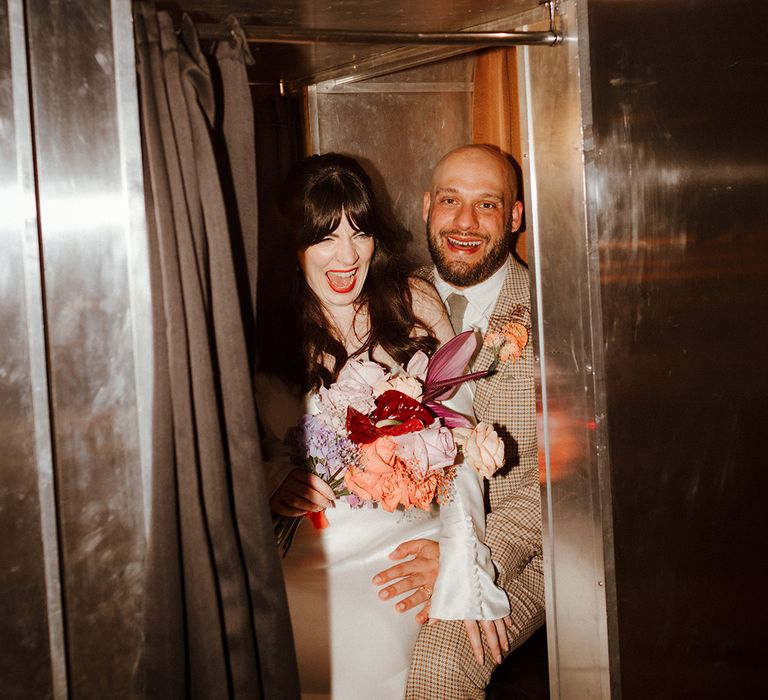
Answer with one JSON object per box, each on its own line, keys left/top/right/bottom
{"left": 405, "top": 351, "right": 429, "bottom": 381}
{"left": 453, "top": 422, "right": 505, "bottom": 478}
{"left": 374, "top": 374, "right": 423, "bottom": 401}
{"left": 392, "top": 424, "right": 457, "bottom": 476}
{"left": 337, "top": 359, "right": 388, "bottom": 391}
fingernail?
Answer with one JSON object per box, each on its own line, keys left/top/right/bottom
{"left": 380, "top": 590, "right": 389, "bottom": 599}
{"left": 372, "top": 575, "right": 381, "bottom": 584}
{"left": 397, "top": 602, "right": 406, "bottom": 611}
{"left": 495, "top": 655, "right": 502, "bottom": 664}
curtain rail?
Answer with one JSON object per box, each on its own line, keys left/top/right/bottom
{"left": 195, "top": 25, "right": 562, "bottom": 47}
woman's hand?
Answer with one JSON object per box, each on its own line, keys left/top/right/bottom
{"left": 270, "top": 469, "right": 336, "bottom": 517}
{"left": 463, "top": 616, "right": 512, "bottom": 666}
{"left": 372, "top": 539, "right": 439, "bottom": 623}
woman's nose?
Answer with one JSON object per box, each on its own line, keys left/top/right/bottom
{"left": 454, "top": 203, "right": 479, "bottom": 231}
{"left": 335, "top": 235, "right": 359, "bottom": 265}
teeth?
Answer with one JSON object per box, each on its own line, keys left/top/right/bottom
{"left": 447, "top": 237, "right": 481, "bottom": 248}
{"left": 328, "top": 270, "right": 355, "bottom": 278}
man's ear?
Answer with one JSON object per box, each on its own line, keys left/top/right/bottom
{"left": 510, "top": 201, "right": 524, "bottom": 232}
{"left": 422, "top": 192, "right": 431, "bottom": 223}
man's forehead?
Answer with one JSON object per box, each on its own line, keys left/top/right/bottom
{"left": 432, "top": 151, "right": 510, "bottom": 195}
{"left": 434, "top": 185, "right": 504, "bottom": 201}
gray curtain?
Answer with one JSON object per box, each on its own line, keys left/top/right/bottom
{"left": 133, "top": 4, "right": 299, "bottom": 698}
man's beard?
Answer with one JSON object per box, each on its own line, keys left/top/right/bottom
{"left": 427, "top": 221, "right": 510, "bottom": 287}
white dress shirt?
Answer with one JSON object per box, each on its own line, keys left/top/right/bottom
{"left": 432, "top": 262, "right": 507, "bottom": 336}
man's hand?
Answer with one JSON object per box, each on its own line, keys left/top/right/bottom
{"left": 372, "top": 539, "right": 439, "bottom": 624}
{"left": 464, "top": 617, "right": 512, "bottom": 666}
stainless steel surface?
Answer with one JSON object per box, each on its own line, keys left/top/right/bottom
{"left": 521, "top": 1, "right": 615, "bottom": 696}
{"left": 23, "top": 0, "right": 149, "bottom": 695}
{"left": 195, "top": 23, "right": 561, "bottom": 46}
{"left": 0, "top": 1, "right": 65, "bottom": 697}
{"left": 311, "top": 56, "right": 474, "bottom": 263}
{"left": 170, "top": 0, "right": 548, "bottom": 88}
{"left": 586, "top": 0, "right": 768, "bottom": 696}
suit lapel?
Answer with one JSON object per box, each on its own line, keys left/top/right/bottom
{"left": 472, "top": 257, "right": 531, "bottom": 418}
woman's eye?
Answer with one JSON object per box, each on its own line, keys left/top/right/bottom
{"left": 354, "top": 231, "right": 373, "bottom": 239}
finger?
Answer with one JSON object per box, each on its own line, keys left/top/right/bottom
{"left": 480, "top": 619, "right": 502, "bottom": 665}
{"left": 494, "top": 618, "right": 509, "bottom": 654}
{"left": 372, "top": 560, "right": 420, "bottom": 585}
{"left": 415, "top": 601, "right": 431, "bottom": 625}
{"left": 388, "top": 538, "right": 437, "bottom": 560}
{"left": 271, "top": 502, "right": 307, "bottom": 517}
{"left": 283, "top": 480, "right": 333, "bottom": 511}
{"left": 304, "top": 473, "right": 337, "bottom": 504}
{"left": 394, "top": 584, "right": 432, "bottom": 613}
{"left": 463, "top": 621, "right": 484, "bottom": 665}
{"left": 504, "top": 615, "right": 512, "bottom": 629}
{"left": 378, "top": 576, "right": 421, "bottom": 601}
{"left": 282, "top": 490, "right": 325, "bottom": 513}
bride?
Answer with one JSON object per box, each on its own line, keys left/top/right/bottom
{"left": 255, "top": 153, "right": 509, "bottom": 699}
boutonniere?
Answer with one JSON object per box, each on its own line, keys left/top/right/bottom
{"left": 483, "top": 321, "right": 529, "bottom": 372}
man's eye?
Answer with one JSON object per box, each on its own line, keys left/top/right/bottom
{"left": 441, "top": 198, "right": 457, "bottom": 205}
{"left": 478, "top": 202, "right": 497, "bottom": 209}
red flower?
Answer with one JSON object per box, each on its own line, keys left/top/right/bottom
{"left": 346, "top": 390, "right": 435, "bottom": 444}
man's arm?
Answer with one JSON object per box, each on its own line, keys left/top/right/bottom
{"left": 484, "top": 465, "right": 545, "bottom": 647}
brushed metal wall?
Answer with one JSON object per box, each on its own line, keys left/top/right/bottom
{"left": 586, "top": 0, "right": 768, "bottom": 697}
{"left": 520, "top": 1, "right": 616, "bottom": 697}
{"left": 0, "top": 1, "right": 65, "bottom": 697}
{"left": 0, "top": 0, "right": 152, "bottom": 696}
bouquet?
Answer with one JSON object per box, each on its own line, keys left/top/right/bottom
{"left": 276, "top": 331, "right": 505, "bottom": 554}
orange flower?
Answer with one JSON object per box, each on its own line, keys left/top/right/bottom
{"left": 484, "top": 321, "right": 528, "bottom": 363}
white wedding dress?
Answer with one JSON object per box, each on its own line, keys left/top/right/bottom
{"left": 255, "top": 372, "right": 509, "bottom": 700}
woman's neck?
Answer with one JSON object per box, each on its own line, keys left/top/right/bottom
{"left": 324, "top": 303, "right": 370, "bottom": 354}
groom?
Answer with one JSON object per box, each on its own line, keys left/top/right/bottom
{"left": 373, "top": 144, "right": 545, "bottom": 698}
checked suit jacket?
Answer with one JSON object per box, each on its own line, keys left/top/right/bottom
{"left": 409, "top": 255, "right": 544, "bottom": 694}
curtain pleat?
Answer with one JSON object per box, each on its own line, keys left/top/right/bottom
{"left": 213, "top": 18, "right": 259, "bottom": 332}
{"left": 134, "top": 4, "right": 299, "bottom": 698}
{"left": 472, "top": 48, "right": 528, "bottom": 264}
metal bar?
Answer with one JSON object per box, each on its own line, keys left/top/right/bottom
{"left": 195, "top": 24, "right": 562, "bottom": 47}
{"left": 316, "top": 81, "right": 473, "bottom": 94}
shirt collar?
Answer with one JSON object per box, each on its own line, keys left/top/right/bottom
{"left": 432, "top": 261, "right": 507, "bottom": 316}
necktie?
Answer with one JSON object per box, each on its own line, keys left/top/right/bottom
{"left": 446, "top": 292, "right": 468, "bottom": 334}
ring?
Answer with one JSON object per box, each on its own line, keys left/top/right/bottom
{"left": 419, "top": 584, "right": 433, "bottom": 599}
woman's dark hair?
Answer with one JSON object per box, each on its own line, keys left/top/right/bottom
{"left": 259, "top": 153, "right": 438, "bottom": 390}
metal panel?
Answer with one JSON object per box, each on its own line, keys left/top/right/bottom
{"left": 586, "top": 0, "right": 768, "bottom": 696}
{"left": 24, "top": 0, "right": 150, "bottom": 696}
{"left": 0, "top": 1, "right": 65, "bottom": 697}
{"left": 312, "top": 56, "right": 475, "bottom": 264}
{"left": 521, "top": 1, "right": 616, "bottom": 697}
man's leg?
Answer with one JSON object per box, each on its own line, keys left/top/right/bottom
{"left": 406, "top": 620, "right": 491, "bottom": 700}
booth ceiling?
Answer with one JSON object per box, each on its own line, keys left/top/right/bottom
{"left": 162, "top": 0, "right": 542, "bottom": 86}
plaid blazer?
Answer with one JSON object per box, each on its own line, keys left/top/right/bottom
{"left": 407, "top": 256, "right": 545, "bottom": 699}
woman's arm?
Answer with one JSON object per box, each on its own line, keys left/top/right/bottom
{"left": 409, "top": 276, "right": 454, "bottom": 345}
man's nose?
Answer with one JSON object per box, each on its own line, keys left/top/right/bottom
{"left": 454, "top": 203, "right": 479, "bottom": 231}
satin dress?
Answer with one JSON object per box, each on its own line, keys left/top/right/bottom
{"left": 256, "top": 373, "right": 509, "bottom": 700}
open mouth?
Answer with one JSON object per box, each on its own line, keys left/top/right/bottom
{"left": 326, "top": 268, "right": 357, "bottom": 293}
{"left": 445, "top": 235, "right": 484, "bottom": 254}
